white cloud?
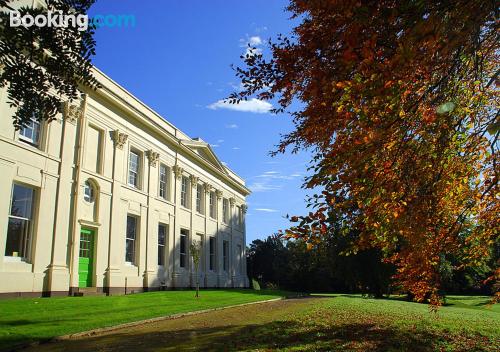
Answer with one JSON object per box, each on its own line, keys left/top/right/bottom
{"left": 232, "top": 147, "right": 240, "bottom": 150}
{"left": 256, "top": 172, "right": 294, "bottom": 180}
{"left": 217, "top": 139, "right": 225, "bottom": 143}
{"left": 225, "top": 123, "right": 238, "bottom": 129}
{"left": 249, "top": 36, "right": 262, "bottom": 46}
{"left": 210, "top": 144, "right": 219, "bottom": 148}
{"left": 255, "top": 208, "right": 278, "bottom": 213}
{"left": 207, "top": 98, "right": 272, "bottom": 114}
{"left": 248, "top": 182, "right": 282, "bottom": 192}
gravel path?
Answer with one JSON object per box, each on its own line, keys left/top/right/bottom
{"left": 21, "top": 298, "right": 317, "bottom": 352}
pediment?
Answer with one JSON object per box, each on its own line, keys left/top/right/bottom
{"left": 181, "top": 139, "right": 227, "bottom": 173}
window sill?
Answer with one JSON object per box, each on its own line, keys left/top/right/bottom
{"left": 4, "top": 256, "right": 27, "bottom": 263}
{"left": 123, "top": 184, "right": 147, "bottom": 196}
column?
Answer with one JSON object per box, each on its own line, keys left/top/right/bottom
{"left": 47, "top": 104, "right": 82, "bottom": 293}
{"left": 143, "top": 150, "right": 159, "bottom": 289}
{"left": 105, "top": 129, "right": 128, "bottom": 294}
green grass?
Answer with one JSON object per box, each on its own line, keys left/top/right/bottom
{"left": 2, "top": 292, "right": 499, "bottom": 351}
{"left": 235, "top": 293, "right": 499, "bottom": 351}
{"left": 0, "top": 289, "right": 288, "bottom": 350}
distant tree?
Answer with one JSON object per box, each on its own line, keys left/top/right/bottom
{"left": 190, "top": 240, "right": 202, "bottom": 298}
{"left": 247, "top": 235, "right": 290, "bottom": 288}
{"left": 0, "top": 0, "right": 99, "bottom": 128}
{"left": 247, "top": 233, "right": 395, "bottom": 296}
{"left": 232, "top": 0, "right": 499, "bottom": 305}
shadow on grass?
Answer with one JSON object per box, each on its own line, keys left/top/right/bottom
{"left": 18, "top": 320, "right": 479, "bottom": 352}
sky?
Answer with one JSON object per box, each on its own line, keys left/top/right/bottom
{"left": 88, "top": 0, "right": 311, "bottom": 244}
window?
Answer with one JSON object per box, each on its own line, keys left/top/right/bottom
{"left": 159, "top": 164, "right": 168, "bottom": 200}
{"left": 128, "top": 150, "right": 141, "bottom": 188}
{"left": 5, "top": 184, "right": 35, "bottom": 261}
{"left": 223, "top": 240, "right": 229, "bottom": 272}
{"left": 180, "top": 176, "right": 189, "bottom": 208}
{"left": 125, "top": 215, "right": 137, "bottom": 264}
{"left": 222, "top": 198, "right": 229, "bottom": 224}
{"left": 209, "top": 191, "right": 216, "bottom": 219}
{"left": 180, "top": 229, "right": 188, "bottom": 268}
{"left": 158, "top": 224, "right": 167, "bottom": 266}
{"left": 19, "top": 117, "right": 41, "bottom": 146}
{"left": 196, "top": 184, "right": 203, "bottom": 214}
{"left": 209, "top": 237, "right": 216, "bottom": 271}
{"left": 84, "top": 125, "right": 103, "bottom": 173}
{"left": 237, "top": 206, "right": 243, "bottom": 228}
{"left": 237, "top": 244, "right": 243, "bottom": 274}
{"left": 83, "top": 181, "right": 94, "bottom": 203}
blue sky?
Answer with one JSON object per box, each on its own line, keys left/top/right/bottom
{"left": 88, "top": 0, "right": 311, "bottom": 244}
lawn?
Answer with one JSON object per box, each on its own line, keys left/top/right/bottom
{"left": 2, "top": 292, "right": 499, "bottom": 352}
{"left": 0, "top": 289, "right": 289, "bottom": 351}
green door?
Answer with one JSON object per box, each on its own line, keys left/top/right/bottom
{"left": 78, "top": 228, "right": 94, "bottom": 288}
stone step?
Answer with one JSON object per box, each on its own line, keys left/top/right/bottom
{"left": 73, "top": 287, "right": 106, "bottom": 297}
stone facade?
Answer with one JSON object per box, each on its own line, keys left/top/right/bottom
{"left": 0, "top": 68, "right": 250, "bottom": 297}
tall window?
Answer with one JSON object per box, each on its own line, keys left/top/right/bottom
{"left": 128, "top": 150, "right": 141, "bottom": 188}
{"left": 84, "top": 125, "right": 103, "bottom": 173}
{"left": 223, "top": 240, "right": 229, "bottom": 272}
{"left": 196, "top": 184, "right": 203, "bottom": 214}
{"left": 222, "top": 198, "right": 229, "bottom": 224}
{"left": 19, "top": 117, "right": 41, "bottom": 146}
{"left": 237, "top": 206, "right": 243, "bottom": 228}
{"left": 126, "top": 215, "right": 137, "bottom": 264}
{"left": 158, "top": 224, "right": 167, "bottom": 266}
{"left": 159, "top": 164, "right": 168, "bottom": 200}
{"left": 209, "top": 191, "right": 216, "bottom": 219}
{"left": 209, "top": 237, "right": 216, "bottom": 271}
{"left": 237, "top": 244, "right": 243, "bottom": 274}
{"left": 5, "top": 184, "right": 35, "bottom": 261}
{"left": 180, "top": 229, "right": 188, "bottom": 268}
{"left": 180, "top": 176, "right": 189, "bottom": 207}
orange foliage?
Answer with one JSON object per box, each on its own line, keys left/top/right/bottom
{"left": 232, "top": 0, "right": 499, "bottom": 304}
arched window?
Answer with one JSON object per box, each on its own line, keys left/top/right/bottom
{"left": 83, "top": 181, "right": 95, "bottom": 203}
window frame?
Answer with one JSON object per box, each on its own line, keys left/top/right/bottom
{"left": 128, "top": 149, "right": 142, "bottom": 189}
{"left": 223, "top": 240, "right": 229, "bottom": 272}
{"left": 125, "top": 215, "right": 138, "bottom": 265}
{"left": 209, "top": 237, "right": 216, "bottom": 271}
{"left": 158, "top": 223, "right": 167, "bottom": 266}
{"left": 196, "top": 183, "right": 204, "bottom": 214}
{"left": 222, "top": 198, "right": 229, "bottom": 224}
{"left": 180, "top": 176, "right": 189, "bottom": 208}
{"left": 237, "top": 244, "right": 243, "bottom": 274}
{"left": 209, "top": 191, "right": 216, "bottom": 219}
{"left": 237, "top": 206, "right": 243, "bottom": 229}
{"left": 5, "top": 183, "right": 36, "bottom": 262}
{"left": 85, "top": 124, "right": 104, "bottom": 174}
{"left": 159, "top": 164, "right": 169, "bottom": 200}
{"left": 179, "top": 229, "right": 188, "bottom": 268}
{"left": 18, "top": 116, "right": 41, "bottom": 147}
{"left": 83, "top": 181, "right": 95, "bottom": 203}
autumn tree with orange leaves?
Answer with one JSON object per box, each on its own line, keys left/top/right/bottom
{"left": 231, "top": 0, "right": 499, "bottom": 305}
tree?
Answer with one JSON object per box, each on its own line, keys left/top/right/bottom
{"left": 190, "top": 240, "right": 202, "bottom": 298}
{"left": 0, "top": 0, "right": 99, "bottom": 128}
{"left": 231, "top": 0, "right": 499, "bottom": 304}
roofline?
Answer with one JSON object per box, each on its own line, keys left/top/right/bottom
{"left": 86, "top": 66, "right": 251, "bottom": 196}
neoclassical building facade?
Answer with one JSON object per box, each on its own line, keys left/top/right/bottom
{"left": 0, "top": 68, "right": 250, "bottom": 297}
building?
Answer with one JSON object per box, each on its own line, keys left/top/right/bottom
{"left": 0, "top": 68, "right": 250, "bottom": 297}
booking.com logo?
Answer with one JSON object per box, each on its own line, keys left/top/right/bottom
{"left": 9, "top": 10, "right": 136, "bottom": 31}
